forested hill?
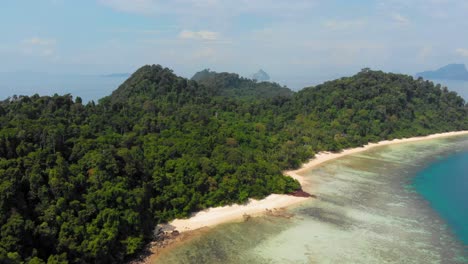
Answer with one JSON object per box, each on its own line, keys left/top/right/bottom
{"left": 191, "top": 69, "right": 293, "bottom": 99}
{"left": 109, "top": 65, "right": 215, "bottom": 104}
{"left": 0, "top": 65, "right": 467, "bottom": 264}
{"left": 283, "top": 68, "right": 468, "bottom": 152}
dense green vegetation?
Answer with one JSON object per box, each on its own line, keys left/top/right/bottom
{"left": 285, "top": 68, "right": 468, "bottom": 152}
{"left": 0, "top": 65, "right": 466, "bottom": 263}
{"left": 191, "top": 69, "right": 293, "bottom": 99}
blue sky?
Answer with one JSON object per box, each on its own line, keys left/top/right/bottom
{"left": 1, "top": 0, "right": 468, "bottom": 82}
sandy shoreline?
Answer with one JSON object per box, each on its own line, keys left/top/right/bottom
{"left": 165, "top": 194, "right": 307, "bottom": 232}
{"left": 288, "top": 130, "right": 468, "bottom": 177}
{"left": 163, "top": 130, "right": 468, "bottom": 234}
{"left": 137, "top": 130, "right": 468, "bottom": 263}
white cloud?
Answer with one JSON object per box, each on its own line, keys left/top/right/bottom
{"left": 179, "top": 30, "right": 219, "bottom": 41}
{"left": 392, "top": 13, "right": 410, "bottom": 25}
{"left": 455, "top": 48, "right": 468, "bottom": 57}
{"left": 21, "top": 37, "right": 57, "bottom": 57}
{"left": 24, "top": 37, "right": 56, "bottom": 46}
{"left": 52, "top": 0, "right": 465, "bottom": 79}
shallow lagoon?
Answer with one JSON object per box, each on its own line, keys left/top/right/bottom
{"left": 156, "top": 135, "right": 468, "bottom": 263}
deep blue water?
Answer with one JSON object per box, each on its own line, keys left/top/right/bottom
{"left": 413, "top": 151, "right": 468, "bottom": 245}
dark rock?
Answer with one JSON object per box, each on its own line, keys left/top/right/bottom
{"left": 251, "top": 69, "right": 271, "bottom": 81}
{"left": 289, "top": 189, "right": 314, "bottom": 198}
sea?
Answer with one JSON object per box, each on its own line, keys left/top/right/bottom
{"left": 429, "top": 79, "right": 468, "bottom": 101}
{"left": 156, "top": 135, "right": 468, "bottom": 263}
{"left": 0, "top": 72, "right": 128, "bottom": 103}
{"left": 413, "top": 150, "right": 468, "bottom": 245}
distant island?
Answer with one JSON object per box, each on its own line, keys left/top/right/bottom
{"left": 251, "top": 69, "right": 270, "bottom": 82}
{"left": 416, "top": 64, "right": 468, "bottom": 81}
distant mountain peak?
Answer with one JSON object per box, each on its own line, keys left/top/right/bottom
{"left": 251, "top": 69, "right": 270, "bottom": 82}
{"left": 416, "top": 63, "right": 468, "bottom": 80}
{"left": 109, "top": 64, "right": 183, "bottom": 103}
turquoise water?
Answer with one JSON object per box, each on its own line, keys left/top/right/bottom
{"left": 156, "top": 136, "right": 468, "bottom": 263}
{"left": 413, "top": 151, "right": 468, "bottom": 245}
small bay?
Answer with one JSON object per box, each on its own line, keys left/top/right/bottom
{"left": 156, "top": 135, "right": 468, "bottom": 263}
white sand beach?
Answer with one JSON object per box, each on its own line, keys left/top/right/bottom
{"left": 164, "top": 130, "right": 468, "bottom": 233}
{"left": 166, "top": 194, "right": 308, "bottom": 232}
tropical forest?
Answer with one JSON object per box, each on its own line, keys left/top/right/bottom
{"left": 0, "top": 65, "right": 467, "bottom": 263}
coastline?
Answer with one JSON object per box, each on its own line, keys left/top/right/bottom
{"left": 287, "top": 130, "right": 468, "bottom": 179}
{"left": 166, "top": 130, "right": 468, "bottom": 233}
{"left": 166, "top": 194, "right": 308, "bottom": 233}
{"left": 139, "top": 130, "right": 468, "bottom": 263}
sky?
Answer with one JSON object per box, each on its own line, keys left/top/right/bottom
{"left": 2, "top": 0, "right": 468, "bottom": 84}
